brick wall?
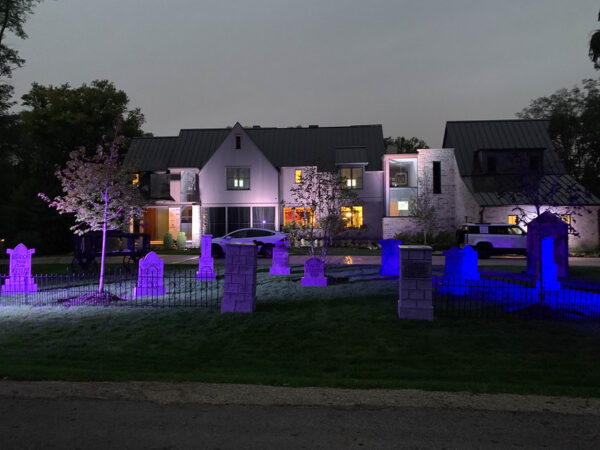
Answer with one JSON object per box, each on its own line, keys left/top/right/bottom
{"left": 398, "top": 245, "right": 433, "bottom": 321}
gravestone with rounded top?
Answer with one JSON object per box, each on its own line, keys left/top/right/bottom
{"left": 197, "top": 234, "right": 216, "bottom": 281}
{"left": 379, "top": 239, "right": 402, "bottom": 275}
{"left": 1, "top": 243, "right": 37, "bottom": 294}
{"left": 443, "top": 246, "right": 480, "bottom": 281}
{"left": 269, "top": 240, "right": 291, "bottom": 275}
{"left": 133, "top": 251, "right": 167, "bottom": 297}
{"left": 301, "top": 257, "right": 327, "bottom": 286}
{"left": 526, "top": 211, "right": 568, "bottom": 278}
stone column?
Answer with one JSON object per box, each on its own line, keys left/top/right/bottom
{"left": 221, "top": 242, "right": 257, "bottom": 313}
{"left": 398, "top": 245, "right": 433, "bottom": 321}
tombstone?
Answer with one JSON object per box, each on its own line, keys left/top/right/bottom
{"left": 301, "top": 257, "right": 327, "bottom": 286}
{"left": 221, "top": 242, "right": 257, "bottom": 313}
{"left": 1, "top": 243, "right": 37, "bottom": 294}
{"left": 379, "top": 239, "right": 402, "bottom": 275}
{"left": 196, "top": 234, "right": 216, "bottom": 281}
{"left": 398, "top": 245, "right": 433, "bottom": 321}
{"left": 526, "top": 211, "right": 569, "bottom": 278}
{"left": 536, "top": 237, "right": 561, "bottom": 291}
{"left": 443, "top": 246, "right": 480, "bottom": 281}
{"left": 269, "top": 240, "right": 291, "bottom": 275}
{"left": 133, "top": 251, "right": 166, "bottom": 297}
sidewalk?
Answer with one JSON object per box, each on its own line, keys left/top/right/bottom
{"left": 0, "top": 380, "right": 598, "bottom": 415}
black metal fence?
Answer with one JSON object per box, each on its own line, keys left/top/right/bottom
{"left": 0, "top": 267, "right": 221, "bottom": 310}
{"left": 433, "top": 274, "right": 600, "bottom": 320}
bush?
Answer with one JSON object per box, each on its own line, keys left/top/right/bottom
{"left": 392, "top": 231, "right": 458, "bottom": 251}
{"left": 163, "top": 233, "right": 174, "bottom": 248}
{"left": 176, "top": 232, "right": 187, "bottom": 249}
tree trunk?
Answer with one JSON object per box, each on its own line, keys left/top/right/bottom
{"left": 98, "top": 193, "right": 108, "bottom": 293}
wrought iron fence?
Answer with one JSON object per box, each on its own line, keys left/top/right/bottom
{"left": 433, "top": 274, "right": 600, "bottom": 320}
{"left": 0, "top": 268, "right": 221, "bottom": 310}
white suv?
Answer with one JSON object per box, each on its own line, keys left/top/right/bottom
{"left": 456, "top": 223, "right": 527, "bottom": 258}
{"left": 212, "top": 228, "right": 289, "bottom": 258}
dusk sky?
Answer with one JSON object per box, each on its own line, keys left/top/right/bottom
{"left": 7, "top": 0, "right": 600, "bottom": 147}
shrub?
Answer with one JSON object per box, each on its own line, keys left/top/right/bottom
{"left": 163, "top": 232, "right": 174, "bottom": 249}
{"left": 176, "top": 232, "right": 187, "bottom": 249}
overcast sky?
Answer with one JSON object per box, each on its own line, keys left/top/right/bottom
{"left": 6, "top": 0, "right": 600, "bottom": 147}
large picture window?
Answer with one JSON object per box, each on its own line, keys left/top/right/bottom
{"left": 252, "top": 207, "right": 275, "bottom": 230}
{"left": 226, "top": 168, "right": 250, "bottom": 190}
{"left": 150, "top": 173, "right": 171, "bottom": 199}
{"left": 340, "top": 167, "right": 363, "bottom": 189}
{"left": 180, "top": 206, "right": 193, "bottom": 239}
{"left": 283, "top": 207, "right": 315, "bottom": 227}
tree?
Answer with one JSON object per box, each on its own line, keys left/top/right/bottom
{"left": 589, "top": 9, "right": 600, "bottom": 69}
{"left": 409, "top": 173, "right": 437, "bottom": 245}
{"left": 384, "top": 136, "right": 428, "bottom": 154}
{"left": 517, "top": 79, "right": 600, "bottom": 198}
{"left": 39, "top": 127, "right": 146, "bottom": 293}
{"left": 289, "top": 166, "right": 360, "bottom": 260}
{"left": 0, "top": 80, "right": 146, "bottom": 254}
{"left": 0, "top": 0, "right": 43, "bottom": 113}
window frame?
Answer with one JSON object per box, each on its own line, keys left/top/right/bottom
{"left": 432, "top": 161, "right": 441, "bottom": 194}
{"left": 340, "top": 167, "right": 363, "bottom": 190}
{"left": 226, "top": 167, "right": 251, "bottom": 190}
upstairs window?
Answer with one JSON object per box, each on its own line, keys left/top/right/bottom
{"left": 295, "top": 169, "right": 302, "bottom": 183}
{"left": 150, "top": 173, "right": 171, "bottom": 199}
{"left": 235, "top": 135, "right": 241, "bottom": 149}
{"left": 340, "top": 167, "right": 363, "bottom": 189}
{"left": 226, "top": 168, "right": 250, "bottom": 190}
{"left": 432, "top": 161, "right": 441, "bottom": 194}
{"left": 180, "top": 170, "right": 198, "bottom": 202}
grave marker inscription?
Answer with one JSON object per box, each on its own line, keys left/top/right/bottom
{"left": 133, "top": 251, "right": 167, "bottom": 297}
{"left": 1, "top": 243, "right": 37, "bottom": 294}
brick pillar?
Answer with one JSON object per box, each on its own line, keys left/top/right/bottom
{"left": 398, "top": 245, "right": 433, "bottom": 321}
{"left": 221, "top": 242, "right": 257, "bottom": 313}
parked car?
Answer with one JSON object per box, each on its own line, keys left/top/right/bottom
{"left": 211, "top": 228, "right": 289, "bottom": 258}
{"left": 456, "top": 223, "right": 527, "bottom": 258}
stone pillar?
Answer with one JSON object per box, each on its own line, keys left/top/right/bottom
{"left": 221, "top": 242, "right": 257, "bottom": 313}
{"left": 197, "top": 235, "right": 216, "bottom": 281}
{"left": 398, "top": 245, "right": 433, "bottom": 321}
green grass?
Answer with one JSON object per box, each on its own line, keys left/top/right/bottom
{"left": 0, "top": 297, "right": 599, "bottom": 397}
{"left": 290, "top": 247, "right": 381, "bottom": 256}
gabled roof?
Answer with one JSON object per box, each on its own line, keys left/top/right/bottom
{"left": 442, "top": 119, "right": 564, "bottom": 176}
{"left": 124, "top": 124, "right": 384, "bottom": 172}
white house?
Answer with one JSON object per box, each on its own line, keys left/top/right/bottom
{"left": 125, "top": 120, "right": 600, "bottom": 250}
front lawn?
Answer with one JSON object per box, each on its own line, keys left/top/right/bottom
{"left": 0, "top": 296, "right": 599, "bottom": 397}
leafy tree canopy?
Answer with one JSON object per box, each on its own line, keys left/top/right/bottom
{"left": 384, "top": 136, "right": 428, "bottom": 154}
{"left": 589, "top": 9, "right": 600, "bottom": 70}
{"left": 517, "top": 79, "right": 600, "bottom": 198}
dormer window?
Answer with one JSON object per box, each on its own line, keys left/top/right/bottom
{"left": 340, "top": 167, "right": 363, "bottom": 189}
{"left": 235, "top": 135, "right": 241, "bottom": 149}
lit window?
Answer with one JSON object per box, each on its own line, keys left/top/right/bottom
{"left": 341, "top": 206, "right": 363, "bottom": 228}
{"left": 508, "top": 215, "right": 517, "bottom": 225}
{"left": 561, "top": 214, "right": 574, "bottom": 234}
{"left": 226, "top": 168, "right": 250, "bottom": 190}
{"left": 295, "top": 169, "right": 302, "bottom": 183}
{"left": 283, "top": 207, "right": 315, "bottom": 227}
{"left": 132, "top": 173, "right": 140, "bottom": 187}
{"left": 340, "top": 167, "right": 363, "bottom": 189}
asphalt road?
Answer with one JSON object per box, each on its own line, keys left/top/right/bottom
{"left": 1, "top": 381, "right": 599, "bottom": 449}
{"left": 1, "top": 396, "right": 599, "bottom": 449}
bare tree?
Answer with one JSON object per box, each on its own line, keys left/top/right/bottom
{"left": 409, "top": 172, "right": 438, "bottom": 245}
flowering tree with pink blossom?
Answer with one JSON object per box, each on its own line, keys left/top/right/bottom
{"left": 39, "top": 128, "right": 145, "bottom": 293}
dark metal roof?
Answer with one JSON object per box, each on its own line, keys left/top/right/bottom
{"left": 335, "top": 147, "right": 368, "bottom": 165}
{"left": 442, "top": 119, "right": 564, "bottom": 176}
{"left": 462, "top": 174, "right": 600, "bottom": 206}
{"left": 124, "top": 124, "right": 384, "bottom": 172}
{"left": 123, "top": 136, "right": 178, "bottom": 171}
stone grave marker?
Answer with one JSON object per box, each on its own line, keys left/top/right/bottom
{"left": 526, "top": 211, "right": 569, "bottom": 278}
{"left": 379, "top": 238, "right": 402, "bottom": 275}
{"left": 221, "top": 242, "right": 257, "bottom": 313}
{"left": 443, "top": 245, "right": 480, "bottom": 281}
{"left": 133, "top": 251, "right": 167, "bottom": 297}
{"left": 301, "top": 257, "right": 327, "bottom": 286}
{"left": 269, "top": 240, "right": 291, "bottom": 275}
{"left": 1, "top": 243, "right": 37, "bottom": 294}
{"left": 398, "top": 245, "right": 433, "bottom": 321}
{"left": 196, "top": 234, "right": 216, "bottom": 281}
